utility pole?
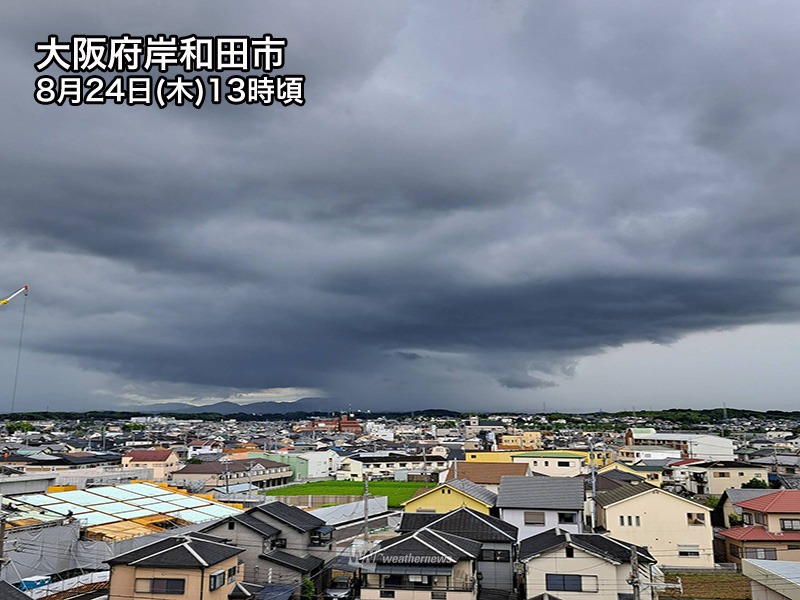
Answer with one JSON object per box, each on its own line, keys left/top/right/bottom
{"left": 627, "top": 545, "right": 641, "bottom": 600}
{"left": 589, "top": 437, "right": 597, "bottom": 531}
{"left": 362, "top": 474, "right": 370, "bottom": 543}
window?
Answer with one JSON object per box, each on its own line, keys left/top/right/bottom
{"left": 525, "top": 511, "right": 545, "bottom": 525}
{"left": 781, "top": 519, "right": 800, "bottom": 531}
{"left": 479, "top": 549, "right": 511, "bottom": 562}
{"left": 755, "top": 513, "right": 766, "bottom": 525}
{"left": 620, "top": 515, "right": 625, "bottom": 526}
{"left": 135, "top": 579, "right": 185, "bottom": 594}
{"left": 627, "top": 516, "right": 632, "bottom": 527}
{"left": 743, "top": 513, "right": 753, "bottom": 525}
{"left": 713, "top": 472, "right": 730, "bottom": 478}
{"left": 559, "top": 512, "right": 577, "bottom": 525}
{"left": 635, "top": 516, "right": 641, "bottom": 527}
{"left": 380, "top": 592, "right": 395, "bottom": 598}
{"left": 744, "top": 548, "right": 777, "bottom": 560}
{"left": 271, "top": 538, "right": 287, "bottom": 549}
{"left": 729, "top": 544, "right": 741, "bottom": 558}
{"left": 228, "top": 566, "right": 237, "bottom": 583}
{"left": 565, "top": 547, "right": 574, "bottom": 558}
{"left": 557, "top": 461, "right": 570, "bottom": 467}
{"left": 209, "top": 570, "right": 226, "bottom": 591}
{"left": 310, "top": 529, "right": 333, "bottom": 546}
{"left": 431, "top": 592, "right": 447, "bottom": 600}
{"left": 546, "top": 574, "right": 597, "bottom": 592}
{"left": 678, "top": 545, "right": 700, "bottom": 557}
{"left": 788, "top": 545, "right": 800, "bottom": 550}
{"left": 687, "top": 513, "right": 706, "bottom": 526}
{"left": 228, "top": 521, "right": 235, "bottom": 530}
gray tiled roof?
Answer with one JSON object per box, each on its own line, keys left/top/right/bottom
{"left": 260, "top": 549, "right": 324, "bottom": 573}
{"left": 722, "top": 488, "right": 778, "bottom": 514}
{"left": 233, "top": 513, "right": 282, "bottom": 537}
{"left": 397, "top": 512, "right": 441, "bottom": 532}
{"left": 497, "top": 476, "right": 584, "bottom": 510}
{"left": 0, "top": 581, "right": 31, "bottom": 600}
{"left": 593, "top": 482, "right": 657, "bottom": 508}
{"left": 364, "top": 529, "right": 481, "bottom": 564}
{"left": 399, "top": 507, "right": 517, "bottom": 542}
{"left": 444, "top": 478, "right": 498, "bottom": 506}
{"left": 108, "top": 533, "right": 243, "bottom": 568}
{"left": 519, "top": 528, "right": 655, "bottom": 564}
{"left": 256, "top": 501, "right": 326, "bottom": 532}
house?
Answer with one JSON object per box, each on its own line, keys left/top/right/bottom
{"left": 202, "top": 501, "right": 332, "bottom": 592}
{"left": 750, "top": 455, "right": 800, "bottom": 479}
{"left": 623, "top": 428, "right": 735, "bottom": 460}
{"left": 402, "top": 479, "right": 497, "bottom": 515}
{"left": 511, "top": 452, "right": 586, "bottom": 477}
{"left": 121, "top": 448, "right": 181, "bottom": 480}
{"left": 442, "top": 462, "right": 532, "bottom": 493}
{"left": 717, "top": 490, "right": 800, "bottom": 564}
{"left": 106, "top": 532, "right": 244, "bottom": 600}
{"left": 617, "top": 445, "right": 682, "bottom": 463}
{"left": 171, "top": 458, "right": 293, "bottom": 491}
{"left": 599, "top": 462, "right": 663, "bottom": 487}
{"left": 398, "top": 507, "right": 518, "bottom": 592}
{"left": 464, "top": 416, "right": 507, "bottom": 439}
{"left": 594, "top": 482, "right": 714, "bottom": 568}
{"left": 742, "top": 559, "right": 800, "bottom": 600}
{"left": 187, "top": 439, "right": 225, "bottom": 459}
{"left": 359, "top": 529, "right": 481, "bottom": 600}
{"left": 683, "top": 461, "right": 769, "bottom": 496}
{"left": 336, "top": 452, "right": 449, "bottom": 481}
{"left": 519, "top": 528, "right": 659, "bottom": 600}
{"left": 711, "top": 488, "right": 777, "bottom": 528}
{"left": 497, "top": 476, "right": 585, "bottom": 541}
{"left": 497, "top": 431, "right": 544, "bottom": 451}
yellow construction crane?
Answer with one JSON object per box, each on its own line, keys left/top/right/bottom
{"left": 0, "top": 285, "right": 28, "bottom": 306}
{"left": 1, "top": 285, "right": 29, "bottom": 412}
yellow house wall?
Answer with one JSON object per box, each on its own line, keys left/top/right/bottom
{"left": 464, "top": 452, "right": 515, "bottom": 463}
{"left": 403, "top": 487, "right": 491, "bottom": 514}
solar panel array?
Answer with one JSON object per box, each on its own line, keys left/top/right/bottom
{"left": 13, "top": 482, "right": 241, "bottom": 527}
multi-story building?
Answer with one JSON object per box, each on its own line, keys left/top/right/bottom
{"left": 717, "top": 490, "right": 800, "bottom": 564}
{"left": 107, "top": 532, "right": 246, "bottom": 600}
{"left": 497, "top": 476, "right": 585, "bottom": 541}
{"left": 684, "top": 461, "right": 769, "bottom": 496}
{"left": 595, "top": 482, "right": 714, "bottom": 568}
{"left": 624, "top": 428, "right": 735, "bottom": 460}
{"left": 520, "top": 529, "right": 660, "bottom": 600}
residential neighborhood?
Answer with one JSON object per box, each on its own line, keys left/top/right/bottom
{"left": 0, "top": 408, "right": 799, "bottom": 599}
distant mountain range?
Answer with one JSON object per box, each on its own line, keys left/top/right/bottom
{"left": 133, "top": 397, "right": 346, "bottom": 415}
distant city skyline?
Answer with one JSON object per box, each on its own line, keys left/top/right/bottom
{"left": 2, "top": 2, "right": 800, "bottom": 413}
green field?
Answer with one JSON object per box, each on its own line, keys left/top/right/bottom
{"left": 262, "top": 480, "right": 430, "bottom": 507}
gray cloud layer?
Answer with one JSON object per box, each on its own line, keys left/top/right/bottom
{"left": 1, "top": 1, "right": 799, "bottom": 412}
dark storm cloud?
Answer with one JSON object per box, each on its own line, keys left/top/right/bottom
{"left": 2, "top": 1, "right": 800, "bottom": 411}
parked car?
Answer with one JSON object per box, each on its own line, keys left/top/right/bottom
{"left": 324, "top": 576, "right": 353, "bottom": 600}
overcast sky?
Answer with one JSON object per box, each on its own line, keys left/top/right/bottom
{"left": 1, "top": 1, "right": 799, "bottom": 414}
